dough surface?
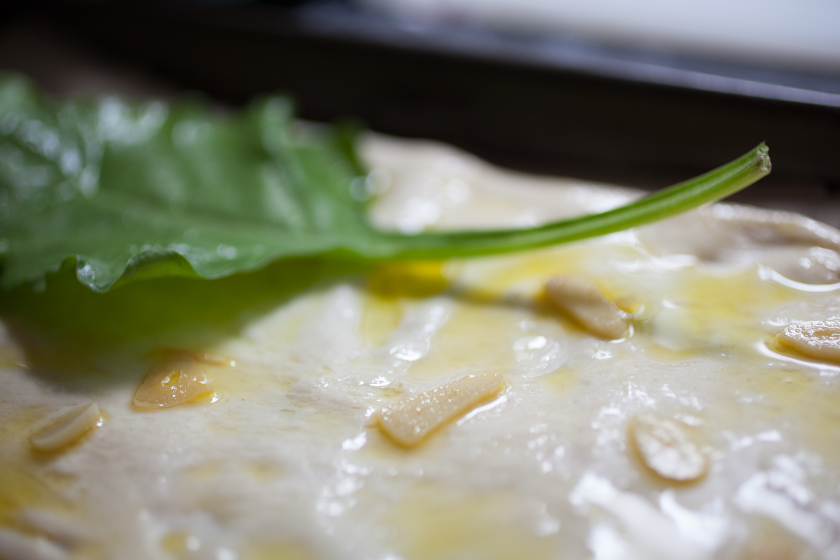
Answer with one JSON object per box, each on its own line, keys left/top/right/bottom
{"left": 1, "top": 134, "right": 840, "bottom": 560}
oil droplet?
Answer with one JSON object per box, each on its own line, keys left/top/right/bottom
{"left": 134, "top": 349, "right": 229, "bottom": 409}
{"left": 368, "top": 261, "right": 449, "bottom": 298}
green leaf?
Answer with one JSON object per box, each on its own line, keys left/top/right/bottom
{"left": 0, "top": 74, "right": 373, "bottom": 292}
{"left": 0, "top": 72, "right": 771, "bottom": 294}
{"left": 0, "top": 257, "right": 366, "bottom": 374}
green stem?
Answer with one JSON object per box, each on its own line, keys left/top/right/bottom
{"left": 372, "top": 143, "right": 770, "bottom": 259}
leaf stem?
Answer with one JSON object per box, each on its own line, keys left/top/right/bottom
{"left": 371, "top": 143, "right": 770, "bottom": 259}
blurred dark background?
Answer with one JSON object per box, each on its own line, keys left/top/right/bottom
{"left": 2, "top": 0, "right": 838, "bottom": 225}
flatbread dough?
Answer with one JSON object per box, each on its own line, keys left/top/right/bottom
{"left": 1, "top": 133, "right": 839, "bottom": 560}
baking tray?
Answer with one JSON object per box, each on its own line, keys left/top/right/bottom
{"left": 4, "top": 1, "right": 839, "bottom": 221}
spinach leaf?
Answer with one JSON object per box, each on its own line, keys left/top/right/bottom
{"left": 0, "top": 73, "right": 770, "bottom": 293}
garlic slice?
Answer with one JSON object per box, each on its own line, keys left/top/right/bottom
{"left": 377, "top": 374, "right": 505, "bottom": 448}
{"left": 30, "top": 402, "right": 101, "bottom": 452}
{"left": 544, "top": 275, "right": 628, "bottom": 340}
{"left": 776, "top": 320, "right": 840, "bottom": 363}
{"left": 133, "top": 351, "right": 220, "bottom": 409}
{"left": 630, "top": 412, "right": 707, "bottom": 482}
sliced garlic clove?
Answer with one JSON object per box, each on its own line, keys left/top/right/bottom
{"left": 544, "top": 275, "right": 628, "bottom": 340}
{"left": 776, "top": 320, "right": 840, "bottom": 363}
{"left": 630, "top": 412, "right": 707, "bottom": 482}
{"left": 377, "top": 374, "right": 505, "bottom": 448}
{"left": 133, "top": 354, "right": 217, "bottom": 409}
{"left": 19, "top": 509, "right": 90, "bottom": 546}
{"left": 30, "top": 402, "right": 101, "bottom": 452}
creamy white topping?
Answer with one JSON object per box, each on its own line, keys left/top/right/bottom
{"left": 1, "top": 134, "right": 840, "bottom": 560}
